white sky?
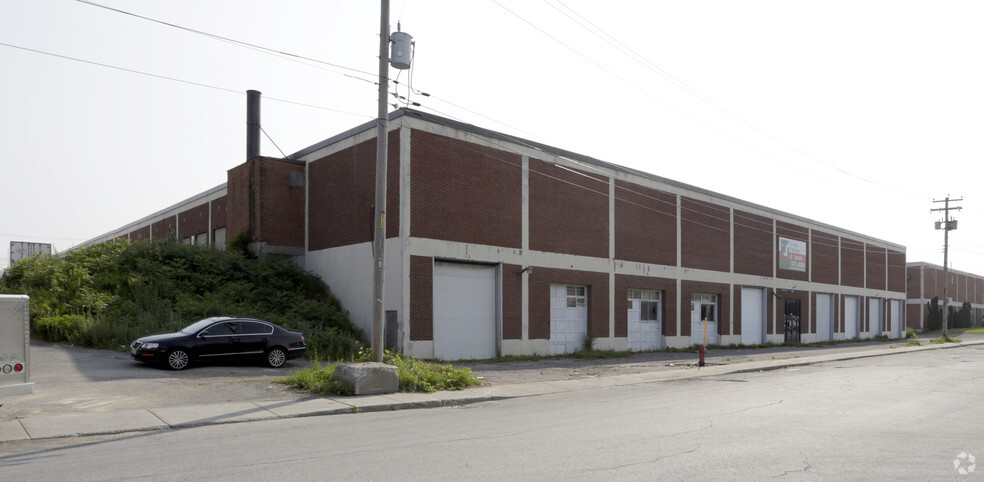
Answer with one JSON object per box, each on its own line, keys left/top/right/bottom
{"left": 2, "top": 0, "right": 982, "bottom": 276}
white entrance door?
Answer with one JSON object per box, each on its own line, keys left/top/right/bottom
{"left": 890, "top": 300, "right": 902, "bottom": 338}
{"left": 433, "top": 262, "right": 497, "bottom": 360}
{"left": 691, "top": 293, "right": 719, "bottom": 346}
{"left": 628, "top": 289, "right": 661, "bottom": 351}
{"left": 550, "top": 284, "right": 588, "bottom": 354}
{"left": 741, "top": 287, "right": 765, "bottom": 345}
{"left": 845, "top": 296, "right": 859, "bottom": 339}
{"left": 869, "top": 298, "right": 883, "bottom": 338}
{"left": 816, "top": 293, "right": 833, "bottom": 342}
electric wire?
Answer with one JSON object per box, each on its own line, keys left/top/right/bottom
{"left": 0, "top": 41, "right": 371, "bottom": 120}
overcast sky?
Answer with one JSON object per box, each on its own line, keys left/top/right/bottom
{"left": 2, "top": 0, "right": 982, "bottom": 277}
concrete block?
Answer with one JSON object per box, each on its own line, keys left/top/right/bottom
{"left": 335, "top": 362, "right": 398, "bottom": 395}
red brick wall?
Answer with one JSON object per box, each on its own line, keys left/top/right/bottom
{"left": 528, "top": 268, "right": 609, "bottom": 339}
{"left": 226, "top": 162, "right": 250, "bottom": 242}
{"left": 211, "top": 196, "right": 227, "bottom": 232}
{"left": 502, "top": 264, "right": 523, "bottom": 340}
{"left": 129, "top": 226, "right": 150, "bottom": 241}
{"left": 777, "top": 222, "right": 809, "bottom": 282}
{"left": 887, "top": 250, "right": 906, "bottom": 292}
{"left": 409, "top": 255, "right": 433, "bottom": 341}
{"left": 614, "top": 180, "right": 676, "bottom": 266}
{"left": 841, "top": 238, "right": 865, "bottom": 288}
{"left": 906, "top": 303, "right": 923, "bottom": 330}
{"left": 254, "top": 159, "right": 304, "bottom": 247}
{"left": 529, "top": 159, "right": 608, "bottom": 258}
{"left": 308, "top": 132, "right": 400, "bottom": 251}
{"left": 906, "top": 266, "right": 922, "bottom": 299}
{"left": 152, "top": 216, "right": 177, "bottom": 239}
{"left": 410, "top": 131, "right": 522, "bottom": 248}
{"left": 865, "top": 245, "right": 887, "bottom": 290}
{"left": 680, "top": 281, "right": 730, "bottom": 337}
{"left": 681, "top": 197, "right": 730, "bottom": 272}
{"left": 734, "top": 210, "right": 772, "bottom": 277}
{"left": 615, "top": 274, "right": 677, "bottom": 337}
{"left": 179, "top": 203, "right": 210, "bottom": 239}
{"left": 812, "top": 230, "right": 840, "bottom": 284}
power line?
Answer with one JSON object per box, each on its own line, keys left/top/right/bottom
{"left": 0, "top": 41, "right": 371, "bottom": 120}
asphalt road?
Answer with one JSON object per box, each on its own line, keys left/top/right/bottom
{"left": 3, "top": 344, "right": 981, "bottom": 479}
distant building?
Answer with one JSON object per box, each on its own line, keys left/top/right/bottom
{"left": 77, "top": 109, "right": 919, "bottom": 359}
{"left": 906, "top": 262, "right": 984, "bottom": 330}
{"left": 9, "top": 241, "right": 52, "bottom": 265}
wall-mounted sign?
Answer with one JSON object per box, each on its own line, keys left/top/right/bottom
{"left": 779, "top": 237, "right": 807, "bottom": 272}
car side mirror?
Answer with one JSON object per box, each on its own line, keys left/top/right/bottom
{"left": 199, "top": 332, "right": 208, "bottom": 339}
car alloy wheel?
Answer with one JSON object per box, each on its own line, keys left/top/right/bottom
{"left": 267, "top": 348, "right": 287, "bottom": 368}
{"left": 167, "top": 349, "right": 190, "bottom": 370}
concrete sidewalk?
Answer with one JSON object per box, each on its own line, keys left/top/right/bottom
{"left": 2, "top": 336, "right": 981, "bottom": 443}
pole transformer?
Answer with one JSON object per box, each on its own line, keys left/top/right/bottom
{"left": 931, "top": 196, "right": 962, "bottom": 337}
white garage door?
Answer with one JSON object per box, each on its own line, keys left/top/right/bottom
{"left": 845, "top": 296, "right": 859, "bottom": 339}
{"left": 869, "top": 298, "right": 882, "bottom": 338}
{"left": 890, "top": 300, "right": 902, "bottom": 338}
{"left": 433, "top": 262, "right": 497, "bottom": 360}
{"left": 741, "top": 287, "right": 765, "bottom": 345}
{"left": 550, "top": 284, "right": 588, "bottom": 355}
{"left": 816, "top": 293, "right": 833, "bottom": 342}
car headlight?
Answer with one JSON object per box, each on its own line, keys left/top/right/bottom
{"left": 142, "top": 342, "right": 159, "bottom": 350}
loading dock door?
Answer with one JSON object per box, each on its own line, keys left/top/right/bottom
{"left": 869, "top": 298, "right": 882, "bottom": 338}
{"left": 550, "top": 284, "right": 588, "bottom": 355}
{"left": 741, "top": 287, "right": 765, "bottom": 345}
{"left": 890, "top": 300, "right": 902, "bottom": 338}
{"left": 845, "top": 296, "right": 859, "bottom": 339}
{"left": 816, "top": 293, "right": 833, "bottom": 342}
{"left": 433, "top": 262, "right": 496, "bottom": 360}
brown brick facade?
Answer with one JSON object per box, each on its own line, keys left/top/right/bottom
{"left": 308, "top": 132, "right": 400, "bottom": 251}
{"left": 410, "top": 130, "right": 522, "bottom": 248}
{"left": 812, "top": 230, "right": 840, "bottom": 284}
{"left": 502, "top": 264, "right": 523, "bottom": 340}
{"left": 614, "top": 180, "right": 677, "bottom": 266}
{"left": 409, "top": 255, "right": 433, "bottom": 341}
{"left": 680, "top": 197, "right": 730, "bottom": 272}
{"left": 841, "top": 239, "right": 865, "bottom": 288}
{"left": 529, "top": 158, "right": 609, "bottom": 258}
{"left": 179, "top": 203, "right": 210, "bottom": 239}
{"left": 865, "top": 245, "right": 887, "bottom": 290}
{"left": 734, "top": 210, "right": 773, "bottom": 277}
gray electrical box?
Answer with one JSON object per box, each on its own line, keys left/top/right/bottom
{"left": 0, "top": 295, "right": 33, "bottom": 396}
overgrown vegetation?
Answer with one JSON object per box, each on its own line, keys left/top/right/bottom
{"left": 0, "top": 239, "right": 363, "bottom": 360}
{"left": 930, "top": 335, "right": 962, "bottom": 344}
{"left": 926, "top": 297, "right": 975, "bottom": 331}
{"left": 277, "top": 350, "right": 482, "bottom": 394}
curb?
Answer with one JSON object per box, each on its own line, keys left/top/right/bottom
{"left": 1, "top": 338, "right": 979, "bottom": 443}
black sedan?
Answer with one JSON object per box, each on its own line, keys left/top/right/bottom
{"left": 130, "top": 317, "right": 307, "bottom": 370}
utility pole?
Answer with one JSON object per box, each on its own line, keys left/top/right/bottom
{"left": 931, "top": 196, "right": 962, "bottom": 337}
{"left": 371, "top": 0, "right": 390, "bottom": 363}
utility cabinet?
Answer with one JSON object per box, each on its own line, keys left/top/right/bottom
{"left": 0, "top": 295, "right": 33, "bottom": 396}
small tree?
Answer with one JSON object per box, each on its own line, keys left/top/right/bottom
{"left": 926, "top": 297, "right": 943, "bottom": 331}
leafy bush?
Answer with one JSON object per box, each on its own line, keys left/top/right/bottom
{"left": 0, "top": 239, "right": 363, "bottom": 359}
{"left": 906, "top": 327, "right": 918, "bottom": 339}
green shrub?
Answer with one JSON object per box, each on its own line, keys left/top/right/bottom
{"left": 1, "top": 239, "right": 362, "bottom": 354}
{"left": 906, "top": 327, "right": 918, "bottom": 339}
{"left": 33, "top": 314, "right": 92, "bottom": 345}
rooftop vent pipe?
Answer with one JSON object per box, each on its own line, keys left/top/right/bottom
{"left": 246, "top": 89, "right": 261, "bottom": 161}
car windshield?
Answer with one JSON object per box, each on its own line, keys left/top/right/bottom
{"left": 180, "top": 317, "right": 232, "bottom": 334}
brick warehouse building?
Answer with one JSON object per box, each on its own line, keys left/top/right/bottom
{"left": 906, "top": 262, "right": 984, "bottom": 330}
{"left": 81, "top": 109, "right": 913, "bottom": 359}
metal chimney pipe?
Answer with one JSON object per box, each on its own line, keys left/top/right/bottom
{"left": 246, "top": 90, "right": 261, "bottom": 161}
